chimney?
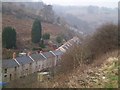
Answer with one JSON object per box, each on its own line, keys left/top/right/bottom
{"left": 40, "top": 51, "right": 42, "bottom": 53}
{"left": 13, "top": 52, "right": 16, "bottom": 59}
{"left": 28, "top": 52, "right": 31, "bottom": 56}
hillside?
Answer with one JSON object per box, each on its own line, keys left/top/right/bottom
{"left": 2, "top": 2, "right": 70, "bottom": 49}
{"left": 53, "top": 5, "right": 118, "bottom": 34}
{"left": 2, "top": 14, "right": 66, "bottom": 49}
{"left": 51, "top": 52, "right": 118, "bottom": 88}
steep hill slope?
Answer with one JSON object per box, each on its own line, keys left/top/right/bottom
{"left": 2, "top": 2, "right": 70, "bottom": 49}
{"left": 2, "top": 14, "right": 65, "bottom": 49}
{"left": 43, "top": 51, "right": 118, "bottom": 88}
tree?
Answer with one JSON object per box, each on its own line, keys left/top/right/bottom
{"left": 39, "top": 39, "right": 45, "bottom": 48}
{"left": 42, "top": 33, "right": 50, "bottom": 40}
{"left": 90, "top": 23, "right": 118, "bottom": 54}
{"left": 82, "top": 23, "right": 118, "bottom": 63}
{"left": 2, "top": 26, "right": 16, "bottom": 49}
{"left": 31, "top": 18, "right": 42, "bottom": 43}
{"left": 56, "top": 36, "right": 62, "bottom": 44}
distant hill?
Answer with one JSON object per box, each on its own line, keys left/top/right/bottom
{"left": 2, "top": 2, "right": 56, "bottom": 23}
{"left": 2, "top": 2, "right": 72, "bottom": 49}
{"left": 53, "top": 5, "right": 118, "bottom": 34}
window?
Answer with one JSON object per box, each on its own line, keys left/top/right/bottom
{"left": 22, "top": 65, "right": 24, "bottom": 68}
{"left": 4, "top": 75, "right": 7, "bottom": 77}
{"left": 4, "top": 69, "right": 7, "bottom": 73}
{"left": 14, "top": 73, "right": 16, "bottom": 78}
{"left": 10, "top": 74, "right": 12, "bottom": 81}
{"left": 15, "top": 66, "right": 17, "bottom": 71}
{"left": 30, "top": 63, "right": 32, "bottom": 69}
{"left": 30, "top": 63, "right": 32, "bottom": 65}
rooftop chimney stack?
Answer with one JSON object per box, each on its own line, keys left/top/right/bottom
{"left": 13, "top": 52, "right": 16, "bottom": 59}
{"left": 40, "top": 51, "right": 42, "bottom": 53}
{"left": 28, "top": 52, "right": 31, "bottom": 56}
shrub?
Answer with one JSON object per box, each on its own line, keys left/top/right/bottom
{"left": 56, "top": 36, "right": 62, "bottom": 44}
{"left": 2, "top": 26, "right": 16, "bottom": 49}
{"left": 88, "top": 23, "right": 118, "bottom": 57}
{"left": 42, "top": 33, "right": 50, "bottom": 40}
{"left": 60, "top": 45, "right": 82, "bottom": 73}
{"left": 32, "top": 47, "right": 42, "bottom": 51}
{"left": 82, "top": 23, "right": 118, "bottom": 64}
{"left": 39, "top": 39, "right": 45, "bottom": 48}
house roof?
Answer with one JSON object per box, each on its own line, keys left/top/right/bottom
{"left": 52, "top": 50, "right": 63, "bottom": 56}
{"left": 16, "top": 56, "right": 33, "bottom": 65}
{"left": 31, "top": 54, "right": 45, "bottom": 61}
{"left": 62, "top": 46, "right": 68, "bottom": 50}
{"left": 58, "top": 47, "right": 66, "bottom": 52}
{"left": 2, "top": 59, "right": 19, "bottom": 68}
{"left": 42, "top": 52, "right": 55, "bottom": 58}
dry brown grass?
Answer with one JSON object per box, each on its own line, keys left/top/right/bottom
{"left": 51, "top": 50, "right": 118, "bottom": 88}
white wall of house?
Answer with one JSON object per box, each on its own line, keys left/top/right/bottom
{"left": 38, "top": 60, "right": 43, "bottom": 71}
{"left": 48, "top": 57, "right": 55, "bottom": 68}
{"left": 43, "top": 60, "right": 47, "bottom": 69}
{"left": 31, "top": 60, "right": 45, "bottom": 73}
{"left": 31, "top": 62, "right": 36, "bottom": 73}
{"left": 2, "top": 54, "right": 62, "bottom": 82}
{"left": 14, "top": 66, "right": 21, "bottom": 79}
{"left": 3, "top": 67, "right": 15, "bottom": 82}
{"left": 20, "top": 63, "right": 31, "bottom": 76}
{"left": 56, "top": 55, "right": 62, "bottom": 65}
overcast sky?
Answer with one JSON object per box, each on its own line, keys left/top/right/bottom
{"left": 2, "top": 0, "right": 119, "bottom": 8}
{"left": 38, "top": 0, "right": 119, "bottom": 8}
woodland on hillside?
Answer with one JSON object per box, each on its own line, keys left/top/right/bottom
{"left": 2, "top": 2, "right": 76, "bottom": 59}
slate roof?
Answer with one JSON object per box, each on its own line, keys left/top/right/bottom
{"left": 2, "top": 59, "right": 19, "bottom": 68}
{"left": 16, "top": 56, "right": 33, "bottom": 65}
{"left": 52, "top": 50, "right": 63, "bottom": 56}
{"left": 66, "top": 44, "right": 70, "bottom": 47}
{"left": 62, "top": 46, "right": 68, "bottom": 50}
{"left": 31, "top": 54, "right": 45, "bottom": 61}
{"left": 2, "top": 51, "right": 58, "bottom": 68}
{"left": 42, "top": 52, "right": 55, "bottom": 58}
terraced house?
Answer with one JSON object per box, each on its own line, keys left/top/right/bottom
{"left": 2, "top": 37, "right": 79, "bottom": 82}
{"left": 2, "top": 50, "right": 63, "bottom": 82}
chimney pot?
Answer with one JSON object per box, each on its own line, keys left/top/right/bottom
{"left": 28, "top": 52, "right": 31, "bottom": 56}
{"left": 13, "top": 52, "right": 16, "bottom": 59}
{"left": 40, "top": 51, "right": 42, "bottom": 53}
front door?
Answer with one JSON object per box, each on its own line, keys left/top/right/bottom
{"left": 10, "top": 74, "right": 12, "bottom": 81}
